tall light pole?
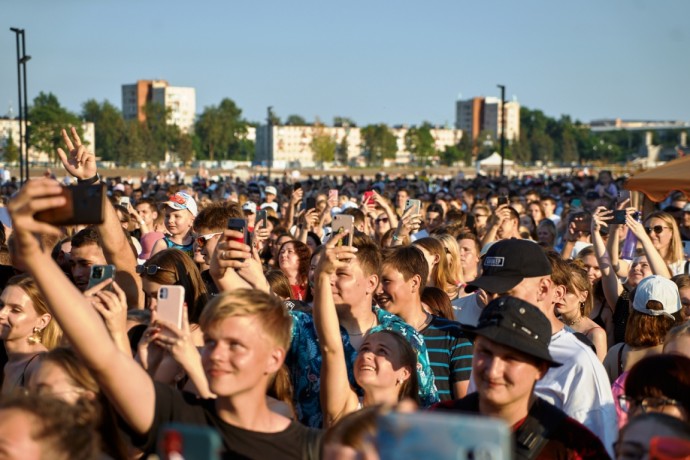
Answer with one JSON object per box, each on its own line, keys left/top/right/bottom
{"left": 497, "top": 84, "right": 506, "bottom": 178}
{"left": 10, "top": 27, "right": 30, "bottom": 184}
{"left": 266, "top": 106, "right": 274, "bottom": 181}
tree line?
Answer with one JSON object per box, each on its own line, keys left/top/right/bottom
{"left": 4, "top": 92, "right": 687, "bottom": 167}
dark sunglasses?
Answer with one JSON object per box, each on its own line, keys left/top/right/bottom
{"left": 196, "top": 232, "right": 222, "bottom": 248}
{"left": 644, "top": 225, "right": 669, "bottom": 235}
{"left": 136, "top": 264, "right": 175, "bottom": 275}
{"left": 375, "top": 217, "right": 389, "bottom": 224}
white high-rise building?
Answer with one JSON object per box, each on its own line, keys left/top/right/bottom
{"left": 455, "top": 96, "right": 520, "bottom": 143}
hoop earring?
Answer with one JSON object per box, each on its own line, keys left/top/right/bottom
{"left": 27, "top": 327, "right": 43, "bottom": 345}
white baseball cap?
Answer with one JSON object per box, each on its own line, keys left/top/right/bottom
{"left": 633, "top": 275, "right": 682, "bottom": 320}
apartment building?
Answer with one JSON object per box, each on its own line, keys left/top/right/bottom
{"left": 456, "top": 96, "right": 520, "bottom": 143}
{"left": 122, "top": 80, "right": 196, "bottom": 133}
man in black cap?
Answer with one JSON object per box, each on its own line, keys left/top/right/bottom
{"left": 465, "top": 238, "right": 617, "bottom": 456}
{"left": 434, "top": 296, "right": 609, "bottom": 460}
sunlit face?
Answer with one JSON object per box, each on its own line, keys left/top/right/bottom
{"left": 202, "top": 315, "right": 282, "bottom": 398}
{"left": 627, "top": 256, "right": 652, "bottom": 287}
{"left": 426, "top": 212, "right": 443, "bottom": 231}
{"left": 165, "top": 208, "right": 194, "bottom": 237}
{"left": 528, "top": 204, "right": 543, "bottom": 222}
{"left": 473, "top": 336, "right": 545, "bottom": 410}
{"left": 375, "top": 265, "right": 416, "bottom": 317}
{"left": 278, "top": 243, "right": 300, "bottom": 275}
{"left": 70, "top": 243, "right": 107, "bottom": 292}
{"left": 541, "top": 200, "right": 556, "bottom": 216}
{"left": 414, "top": 246, "right": 437, "bottom": 284}
{"left": 458, "top": 239, "right": 480, "bottom": 273}
{"left": 374, "top": 213, "right": 391, "bottom": 236}
{"left": 197, "top": 226, "right": 223, "bottom": 266}
{"left": 555, "top": 285, "right": 587, "bottom": 319}
{"left": 496, "top": 217, "right": 518, "bottom": 239}
{"left": 331, "top": 257, "right": 376, "bottom": 312}
{"left": 395, "top": 191, "right": 409, "bottom": 209}
{"left": 0, "top": 409, "right": 43, "bottom": 460}
{"left": 29, "top": 361, "right": 88, "bottom": 405}
{"left": 0, "top": 286, "right": 46, "bottom": 345}
{"left": 354, "top": 332, "right": 411, "bottom": 392}
{"left": 644, "top": 217, "right": 673, "bottom": 253}
{"left": 579, "top": 255, "right": 602, "bottom": 285}
{"left": 537, "top": 225, "right": 555, "bottom": 247}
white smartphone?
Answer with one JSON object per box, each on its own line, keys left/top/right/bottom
{"left": 332, "top": 214, "right": 355, "bottom": 246}
{"left": 405, "top": 199, "right": 421, "bottom": 216}
{"left": 119, "top": 196, "right": 131, "bottom": 207}
{"left": 157, "top": 285, "right": 185, "bottom": 331}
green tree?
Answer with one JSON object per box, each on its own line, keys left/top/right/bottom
{"left": 335, "top": 135, "right": 349, "bottom": 165}
{"left": 173, "top": 133, "right": 195, "bottom": 165}
{"left": 361, "top": 124, "right": 397, "bottom": 166}
{"left": 28, "top": 92, "right": 82, "bottom": 162}
{"left": 560, "top": 128, "right": 579, "bottom": 165}
{"left": 333, "top": 116, "right": 357, "bottom": 127}
{"left": 286, "top": 114, "right": 308, "bottom": 126}
{"left": 441, "top": 145, "right": 462, "bottom": 166}
{"left": 81, "top": 99, "right": 126, "bottom": 162}
{"left": 531, "top": 131, "right": 555, "bottom": 163}
{"left": 3, "top": 132, "right": 19, "bottom": 164}
{"left": 119, "top": 120, "right": 147, "bottom": 165}
{"left": 405, "top": 123, "right": 436, "bottom": 166}
{"left": 475, "top": 130, "right": 496, "bottom": 161}
{"left": 141, "top": 102, "right": 179, "bottom": 162}
{"left": 195, "top": 98, "right": 248, "bottom": 161}
{"left": 311, "top": 125, "right": 336, "bottom": 165}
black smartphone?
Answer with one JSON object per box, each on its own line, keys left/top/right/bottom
{"left": 612, "top": 210, "right": 640, "bottom": 225}
{"left": 497, "top": 195, "right": 509, "bottom": 206}
{"left": 35, "top": 183, "right": 106, "bottom": 226}
{"left": 87, "top": 264, "right": 116, "bottom": 291}
{"left": 227, "top": 218, "right": 250, "bottom": 245}
{"left": 256, "top": 210, "right": 268, "bottom": 230}
{"left": 303, "top": 196, "right": 317, "bottom": 211}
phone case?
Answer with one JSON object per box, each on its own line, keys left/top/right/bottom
{"left": 157, "top": 286, "right": 185, "bottom": 330}
{"left": 405, "top": 199, "right": 421, "bottom": 216}
{"left": 87, "top": 264, "right": 116, "bottom": 291}
{"left": 35, "top": 184, "right": 106, "bottom": 226}
{"left": 332, "top": 214, "right": 354, "bottom": 246}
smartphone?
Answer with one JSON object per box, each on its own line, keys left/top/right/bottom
{"left": 328, "top": 189, "right": 338, "bottom": 204}
{"left": 612, "top": 210, "right": 640, "bottom": 225}
{"left": 497, "top": 195, "right": 509, "bottom": 206}
{"left": 227, "top": 218, "right": 250, "bottom": 245}
{"left": 404, "top": 199, "right": 421, "bottom": 216}
{"left": 684, "top": 241, "right": 690, "bottom": 258}
{"left": 35, "top": 183, "right": 106, "bottom": 226}
{"left": 119, "top": 196, "right": 130, "bottom": 207}
{"left": 571, "top": 198, "right": 582, "bottom": 209}
{"left": 573, "top": 216, "right": 592, "bottom": 232}
{"left": 256, "top": 210, "right": 268, "bottom": 230}
{"left": 363, "top": 190, "right": 375, "bottom": 205}
{"left": 158, "top": 423, "right": 222, "bottom": 460}
{"left": 303, "top": 196, "right": 317, "bottom": 211}
{"left": 87, "top": 264, "right": 116, "bottom": 291}
{"left": 157, "top": 286, "right": 185, "bottom": 330}
{"left": 377, "top": 411, "right": 511, "bottom": 460}
{"left": 332, "top": 214, "right": 355, "bottom": 246}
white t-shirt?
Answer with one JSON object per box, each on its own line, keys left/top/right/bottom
{"left": 535, "top": 328, "right": 618, "bottom": 457}
{"left": 451, "top": 293, "right": 483, "bottom": 326}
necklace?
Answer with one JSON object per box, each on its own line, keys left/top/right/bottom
{"left": 348, "top": 314, "right": 378, "bottom": 336}
{"left": 564, "top": 315, "right": 582, "bottom": 326}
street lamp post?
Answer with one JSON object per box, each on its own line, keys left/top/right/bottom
{"left": 497, "top": 84, "right": 506, "bottom": 178}
{"left": 10, "top": 27, "right": 30, "bottom": 184}
{"left": 266, "top": 106, "right": 274, "bottom": 181}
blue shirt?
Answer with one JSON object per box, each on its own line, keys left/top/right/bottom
{"left": 286, "top": 306, "right": 439, "bottom": 428}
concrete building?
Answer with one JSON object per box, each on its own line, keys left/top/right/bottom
{"left": 122, "top": 80, "right": 196, "bottom": 133}
{"left": 456, "top": 96, "right": 520, "bottom": 143}
{"left": 0, "top": 118, "right": 95, "bottom": 164}
{"left": 255, "top": 123, "right": 462, "bottom": 168}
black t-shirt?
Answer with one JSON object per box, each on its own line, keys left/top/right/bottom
{"left": 135, "top": 382, "right": 321, "bottom": 460}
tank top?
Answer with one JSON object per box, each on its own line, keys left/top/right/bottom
{"left": 164, "top": 236, "right": 194, "bottom": 259}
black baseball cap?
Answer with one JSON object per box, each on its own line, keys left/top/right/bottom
{"left": 463, "top": 296, "right": 561, "bottom": 367}
{"left": 467, "top": 239, "right": 552, "bottom": 294}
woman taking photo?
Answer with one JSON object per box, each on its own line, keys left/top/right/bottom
{"left": 0, "top": 274, "right": 61, "bottom": 395}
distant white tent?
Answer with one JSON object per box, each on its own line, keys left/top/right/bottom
{"left": 478, "top": 152, "right": 514, "bottom": 167}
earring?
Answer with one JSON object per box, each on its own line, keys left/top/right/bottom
{"left": 580, "top": 302, "right": 586, "bottom": 315}
{"left": 27, "top": 327, "right": 43, "bottom": 345}
{"left": 396, "top": 378, "right": 403, "bottom": 386}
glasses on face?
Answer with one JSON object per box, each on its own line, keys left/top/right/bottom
{"left": 618, "top": 395, "right": 682, "bottom": 414}
{"left": 136, "top": 264, "right": 175, "bottom": 276}
{"left": 375, "top": 217, "right": 389, "bottom": 224}
{"left": 644, "top": 225, "right": 670, "bottom": 235}
{"left": 196, "top": 232, "right": 222, "bottom": 248}
{"left": 474, "top": 213, "right": 489, "bottom": 218}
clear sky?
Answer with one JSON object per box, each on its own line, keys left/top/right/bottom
{"left": 2, "top": 0, "right": 689, "bottom": 127}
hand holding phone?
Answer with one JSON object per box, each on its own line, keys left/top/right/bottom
{"left": 157, "top": 286, "right": 185, "bottom": 332}
{"left": 87, "top": 264, "right": 116, "bottom": 291}
{"left": 35, "top": 183, "right": 106, "bottom": 226}
{"left": 332, "top": 214, "right": 355, "bottom": 246}
{"left": 227, "top": 218, "right": 250, "bottom": 245}
{"left": 404, "top": 199, "right": 421, "bottom": 217}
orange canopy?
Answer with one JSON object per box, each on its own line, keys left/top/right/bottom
{"left": 624, "top": 155, "right": 690, "bottom": 202}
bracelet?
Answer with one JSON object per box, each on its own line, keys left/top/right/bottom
{"left": 392, "top": 234, "right": 401, "bottom": 242}
{"left": 77, "top": 173, "right": 100, "bottom": 185}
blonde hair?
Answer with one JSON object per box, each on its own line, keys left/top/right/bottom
{"left": 645, "top": 211, "right": 685, "bottom": 264}
{"left": 432, "top": 233, "right": 464, "bottom": 286}
{"left": 6, "top": 275, "right": 62, "bottom": 349}
{"left": 567, "top": 260, "right": 594, "bottom": 317}
{"left": 200, "top": 289, "right": 292, "bottom": 350}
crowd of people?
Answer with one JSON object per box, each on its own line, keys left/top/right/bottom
{"left": 0, "top": 126, "right": 689, "bottom": 459}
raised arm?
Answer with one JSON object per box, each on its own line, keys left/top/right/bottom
{"left": 56, "top": 127, "right": 142, "bottom": 308}
{"left": 8, "top": 178, "right": 155, "bottom": 435}
{"left": 626, "top": 212, "right": 671, "bottom": 278}
{"left": 312, "top": 232, "right": 360, "bottom": 427}
{"left": 591, "top": 207, "right": 623, "bottom": 309}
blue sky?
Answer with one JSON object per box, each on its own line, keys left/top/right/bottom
{"left": 2, "top": 0, "right": 689, "bottom": 127}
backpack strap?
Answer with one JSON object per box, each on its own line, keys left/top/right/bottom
{"left": 514, "top": 399, "right": 568, "bottom": 460}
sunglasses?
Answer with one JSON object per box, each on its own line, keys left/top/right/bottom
{"left": 375, "top": 217, "right": 389, "bottom": 224}
{"left": 196, "top": 232, "right": 222, "bottom": 248}
{"left": 136, "top": 264, "right": 175, "bottom": 276}
{"left": 473, "top": 213, "right": 489, "bottom": 218}
{"left": 644, "top": 225, "right": 670, "bottom": 235}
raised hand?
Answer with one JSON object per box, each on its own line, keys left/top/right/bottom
{"left": 56, "top": 127, "right": 97, "bottom": 180}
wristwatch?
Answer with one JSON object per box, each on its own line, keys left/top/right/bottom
{"left": 77, "top": 173, "right": 100, "bottom": 185}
